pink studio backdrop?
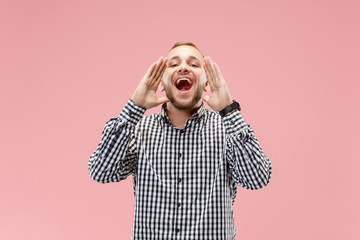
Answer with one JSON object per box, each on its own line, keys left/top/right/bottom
{"left": 1, "top": 0, "right": 359, "bottom": 239}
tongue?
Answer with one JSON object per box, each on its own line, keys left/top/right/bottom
{"left": 179, "top": 85, "right": 191, "bottom": 91}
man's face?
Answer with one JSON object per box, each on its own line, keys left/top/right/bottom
{"left": 162, "top": 45, "right": 207, "bottom": 110}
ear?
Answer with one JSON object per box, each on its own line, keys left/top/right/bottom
{"left": 203, "top": 81, "right": 210, "bottom": 92}
{"left": 159, "top": 81, "right": 165, "bottom": 92}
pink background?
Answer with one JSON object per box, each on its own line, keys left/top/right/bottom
{"left": 1, "top": 0, "right": 359, "bottom": 239}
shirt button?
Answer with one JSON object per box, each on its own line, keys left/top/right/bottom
{"left": 177, "top": 178, "right": 182, "bottom": 183}
{"left": 180, "top": 129, "right": 184, "bottom": 133}
{"left": 178, "top": 153, "right": 182, "bottom": 158}
{"left": 176, "top": 228, "right": 180, "bottom": 233}
{"left": 177, "top": 202, "right": 182, "bottom": 208}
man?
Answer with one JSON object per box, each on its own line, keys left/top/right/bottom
{"left": 88, "top": 41, "right": 272, "bottom": 240}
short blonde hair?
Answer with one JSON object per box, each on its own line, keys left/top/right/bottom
{"left": 169, "top": 41, "right": 204, "bottom": 57}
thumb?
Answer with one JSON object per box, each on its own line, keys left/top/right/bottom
{"left": 203, "top": 95, "right": 210, "bottom": 104}
{"left": 157, "top": 96, "right": 169, "bottom": 105}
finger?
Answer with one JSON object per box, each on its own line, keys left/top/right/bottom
{"left": 153, "top": 57, "right": 164, "bottom": 76}
{"left": 152, "top": 60, "right": 167, "bottom": 89}
{"left": 204, "top": 57, "right": 215, "bottom": 79}
{"left": 157, "top": 60, "right": 168, "bottom": 85}
{"left": 204, "top": 59, "right": 216, "bottom": 89}
{"left": 203, "top": 62, "right": 211, "bottom": 86}
{"left": 149, "top": 57, "right": 164, "bottom": 83}
{"left": 153, "top": 57, "right": 167, "bottom": 84}
{"left": 206, "top": 57, "right": 217, "bottom": 81}
{"left": 213, "top": 62, "right": 224, "bottom": 81}
{"left": 203, "top": 62, "right": 213, "bottom": 90}
{"left": 153, "top": 57, "right": 166, "bottom": 81}
{"left": 145, "top": 62, "right": 157, "bottom": 80}
{"left": 207, "top": 58, "right": 221, "bottom": 87}
{"left": 149, "top": 56, "right": 163, "bottom": 76}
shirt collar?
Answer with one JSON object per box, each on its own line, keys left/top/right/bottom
{"left": 160, "top": 102, "right": 206, "bottom": 123}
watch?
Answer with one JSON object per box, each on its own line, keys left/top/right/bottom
{"left": 219, "top": 100, "right": 241, "bottom": 117}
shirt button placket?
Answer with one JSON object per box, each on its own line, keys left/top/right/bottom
{"left": 176, "top": 128, "right": 184, "bottom": 236}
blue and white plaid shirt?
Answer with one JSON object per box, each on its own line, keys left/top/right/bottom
{"left": 88, "top": 99, "right": 272, "bottom": 240}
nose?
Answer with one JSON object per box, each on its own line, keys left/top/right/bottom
{"left": 178, "top": 61, "right": 190, "bottom": 73}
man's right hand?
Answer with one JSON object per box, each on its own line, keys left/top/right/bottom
{"left": 131, "top": 56, "right": 169, "bottom": 110}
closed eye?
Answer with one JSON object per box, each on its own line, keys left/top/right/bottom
{"left": 169, "top": 64, "right": 198, "bottom": 67}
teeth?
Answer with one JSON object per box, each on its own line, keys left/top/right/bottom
{"left": 176, "top": 78, "right": 192, "bottom": 85}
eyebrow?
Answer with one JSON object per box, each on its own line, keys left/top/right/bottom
{"left": 169, "top": 55, "right": 201, "bottom": 61}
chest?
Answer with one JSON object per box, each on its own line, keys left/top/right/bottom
{"left": 135, "top": 118, "right": 227, "bottom": 186}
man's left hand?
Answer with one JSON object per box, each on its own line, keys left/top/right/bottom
{"left": 202, "top": 56, "right": 233, "bottom": 112}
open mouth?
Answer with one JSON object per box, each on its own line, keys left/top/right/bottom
{"left": 175, "top": 78, "right": 193, "bottom": 92}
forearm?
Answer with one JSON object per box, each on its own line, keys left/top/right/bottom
{"left": 223, "top": 110, "right": 272, "bottom": 190}
{"left": 88, "top": 99, "right": 146, "bottom": 183}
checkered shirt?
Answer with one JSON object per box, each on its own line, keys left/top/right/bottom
{"left": 88, "top": 99, "right": 272, "bottom": 240}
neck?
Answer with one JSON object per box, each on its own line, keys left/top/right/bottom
{"left": 166, "top": 101, "right": 202, "bottom": 129}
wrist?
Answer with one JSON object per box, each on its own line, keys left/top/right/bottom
{"left": 218, "top": 100, "right": 233, "bottom": 111}
{"left": 219, "top": 100, "right": 241, "bottom": 117}
{"left": 118, "top": 99, "right": 146, "bottom": 125}
{"left": 130, "top": 95, "right": 146, "bottom": 109}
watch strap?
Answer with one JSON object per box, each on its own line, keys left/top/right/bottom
{"left": 219, "top": 100, "right": 241, "bottom": 117}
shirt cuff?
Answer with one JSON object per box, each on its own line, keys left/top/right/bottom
{"left": 118, "top": 99, "right": 146, "bottom": 126}
{"left": 222, "top": 109, "right": 251, "bottom": 139}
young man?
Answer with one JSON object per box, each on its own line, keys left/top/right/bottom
{"left": 88, "top": 41, "right": 272, "bottom": 240}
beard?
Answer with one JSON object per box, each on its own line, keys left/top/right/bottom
{"left": 164, "top": 84, "right": 204, "bottom": 110}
